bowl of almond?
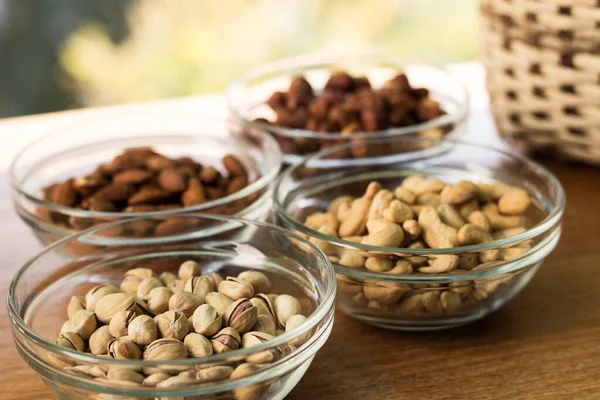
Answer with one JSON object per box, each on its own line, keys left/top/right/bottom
{"left": 10, "top": 112, "right": 282, "bottom": 246}
{"left": 274, "top": 137, "right": 565, "bottom": 330}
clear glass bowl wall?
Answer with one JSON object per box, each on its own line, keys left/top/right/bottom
{"left": 274, "top": 138, "right": 565, "bottom": 330}
{"left": 10, "top": 113, "right": 282, "bottom": 246}
{"left": 227, "top": 53, "right": 469, "bottom": 164}
{"left": 7, "top": 215, "right": 336, "bottom": 399}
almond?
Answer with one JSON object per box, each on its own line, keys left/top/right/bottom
{"left": 93, "top": 183, "right": 136, "bottom": 202}
{"left": 222, "top": 154, "right": 246, "bottom": 177}
{"left": 199, "top": 166, "right": 219, "bottom": 185}
{"left": 52, "top": 180, "right": 78, "bottom": 206}
{"left": 128, "top": 184, "right": 172, "bottom": 205}
{"left": 113, "top": 169, "right": 153, "bottom": 185}
{"left": 182, "top": 178, "right": 206, "bottom": 207}
{"left": 145, "top": 155, "right": 175, "bottom": 171}
{"left": 158, "top": 168, "right": 187, "bottom": 192}
{"left": 227, "top": 176, "right": 248, "bottom": 195}
{"left": 73, "top": 176, "right": 108, "bottom": 196}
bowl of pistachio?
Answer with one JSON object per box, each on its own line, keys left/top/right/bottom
{"left": 274, "top": 137, "right": 565, "bottom": 330}
{"left": 7, "top": 215, "right": 335, "bottom": 399}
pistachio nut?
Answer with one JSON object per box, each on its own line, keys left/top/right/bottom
{"left": 273, "top": 294, "right": 302, "bottom": 328}
{"left": 85, "top": 284, "right": 120, "bottom": 312}
{"left": 147, "top": 287, "right": 173, "bottom": 315}
{"left": 178, "top": 260, "right": 201, "bottom": 280}
{"left": 237, "top": 271, "right": 271, "bottom": 294}
{"left": 206, "top": 272, "right": 223, "bottom": 289}
{"left": 251, "top": 314, "right": 277, "bottom": 336}
{"left": 158, "top": 271, "right": 177, "bottom": 287}
{"left": 120, "top": 268, "right": 155, "bottom": 293}
{"left": 183, "top": 333, "right": 214, "bottom": 358}
{"left": 94, "top": 378, "right": 142, "bottom": 388}
{"left": 128, "top": 315, "right": 158, "bottom": 346}
{"left": 224, "top": 298, "right": 258, "bottom": 335}
{"left": 242, "top": 331, "right": 274, "bottom": 348}
{"left": 184, "top": 276, "right": 213, "bottom": 301}
{"left": 136, "top": 277, "right": 164, "bottom": 301}
{"left": 107, "top": 337, "right": 141, "bottom": 359}
{"left": 107, "top": 368, "right": 145, "bottom": 384}
{"left": 168, "top": 291, "right": 203, "bottom": 318}
{"left": 249, "top": 294, "right": 276, "bottom": 319}
{"left": 108, "top": 310, "right": 138, "bottom": 337}
{"left": 95, "top": 293, "right": 140, "bottom": 324}
{"left": 143, "top": 338, "right": 188, "bottom": 361}
{"left": 218, "top": 277, "right": 254, "bottom": 301}
{"left": 192, "top": 304, "right": 222, "bottom": 337}
{"left": 155, "top": 310, "right": 189, "bottom": 340}
{"left": 89, "top": 325, "right": 113, "bottom": 355}
{"left": 69, "top": 309, "right": 97, "bottom": 340}
{"left": 167, "top": 279, "right": 185, "bottom": 294}
{"left": 156, "top": 375, "right": 197, "bottom": 389}
{"left": 56, "top": 332, "right": 85, "bottom": 352}
{"left": 231, "top": 363, "right": 265, "bottom": 400}
{"left": 205, "top": 292, "right": 234, "bottom": 316}
{"left": 211, "top": 327, "right": 241, "bottom": 354}
{"left": 67, "top": 296, "right": 86, "bottom": 319}
{"left": 143, "top": 372, "right": 171, "bottom": 387}
{"left": 178, "top": 369, "right": 197, "bottom": 379}
{"left": 196, "top": 365, "right": 233, "bottom": 382}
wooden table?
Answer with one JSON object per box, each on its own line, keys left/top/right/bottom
{"left": 2, "top": 68, "right": 600, "bottom": 399}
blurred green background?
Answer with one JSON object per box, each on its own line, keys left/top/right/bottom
{"left": 0, "top": 0, "right": 478, "bottom": 118}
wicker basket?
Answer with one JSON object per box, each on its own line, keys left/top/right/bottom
{"left": 480, "top": 0, "right": 600, "bottom": 165}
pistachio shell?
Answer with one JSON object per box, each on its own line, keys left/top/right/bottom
{"left": 108, "top": 310, "right": 138, "bottom": 337}
{"left": 107, "top": 368, "right": 145, "bottom": 383}
{"left": 242, "top": 331, "right": 274, "bottom": 348}
{"left": 224, "top": 298, "right": 258, "bottom": 335}
{"left": 136, "top": 277, "right": 164, "bottom": 301}
{"left": 69, "top": 309, "right": 97, "bottom": 340}
{"left": 251, "top": 314, "right": 277, "bottom": 336}
{"left": 56, "top": 332, "right": 85, "bottom": 352}
{"left": 184, "top": 276, "right": 213, "bottom": 301}
{"left": 178, "top": 260, "right": 201, "bottom": 280}
{"left": 143, "top": 372, "right": 171, "bottom": 387}
{"left": 196, "top": 365, "right": 233, "bottom": 382}
{"left": 205, "top": 292, "right": 234, "bottom": 316}
{"left": 143, "top": 338, "right": 188, "bottom": 361}
{"left": 128, "top": 315, "right": 158, "bottom": 346}
{"left": 155, "top": 310, "right": 189, "bottom": 340}
{"left": 121, "top": 268, "right": 155, "bottom": 293}
{"left": 85, "top": 284, "right": 120, "bottom": 312}
{"left": 147, "top": 287, "right": 173, "bottom": 315}
{"left": 89, "top": 325, "right": 113, "bottom": 355}
{"left": 95, "top": 293, "right": 139, "bottom": 324}
{"left": 183, "top": 333, "right": 214, "bottom": 358}
{"left": 273, "top": 295, "right": 302, "bottom": 328}
{"left": 168, "top": 291, "right": 203, "bottom": 317}
{"left": 211, "top": 327, "right": 241, "bottom": 354}
{"left": 107, "top": 337, "right": 141, "bottom": 359}
{"left": 238, "top": 271, "right": 271, "bottom": 294}
{"left": 67, "top": 296, "right": 86, "bottom": 319}
{"left": 218, "top": 277, "right": 254, "bottom": 301}
{"left": 192, "top": 304, "right": 222, "bottom": 337}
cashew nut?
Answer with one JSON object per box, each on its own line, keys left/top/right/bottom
{"left": 361, "top": 219, "right": 405, "bottom": 247}
{"left": 440, "top": 180, "right": 477, "bottom": 204}
{"left": 414, "top": 178, "right": 447, "bottom": 195}
{"left": 401, "top": 175, "right": 425, "bottom": 192}
{"left": 492, "top": 227, "right": 526, "bottom": 240}
{"left": 467, "top": 210, "right": 491, "bottom": 232}
{"left": 305, "top": 212, "right": 339, "bottom": 231}
{"left": 457, "top": 198, "right": 479, "bottom": 219}
{"left": 328, "top": 195, "right": 354, "bottom": 215}
{"left": 393, "top": 186, "right": 416, "bottom": 205}
{"left": 339, "top": 248, "right": 366, "bottom": 268}
{"left": 418, "top": 254, "right": 459, "bottom": 273}
{"left": 402, "top": 219, "right": 422, "bottom": 244}
{"left": 363, "top": 280, "right": 410, "bottom": 305}
{"left": 498, "top": 189, "right": 531, "bottom": 215}
{"left": 368, "top": 189, "right": 394, "bottom": 220}
{"left": 416, "top": 192, "right": 441, "bottom": 207}
{"left": 457, "top": 223, "right": 493, "bottom": 245}
{"left": 382, "top": 199, "right": 414, "bottom": 223}
{"left": 338, "top": 197, "right": 371, "bottom": 237}
{"left": 386, "top": 260, "right": 413, "bottom": 274}
{"left": 477, "top": 182, "right": 512, "bottom": 202}
{"left": 308, "top": 225, "right": 338, "bottom": 255}
{"left": 364, "top": 181, "right": 383, "bottom": 200}
{"left": 437, "top": 204, "right": 466, "bottom": 229}
{"left": 365, "top": 257, "right": 394, "bottom": 272}
{"left": 481, "top": 202, "right": 522, "bottom": 230}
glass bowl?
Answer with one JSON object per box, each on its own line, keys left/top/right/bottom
{"left": 226, "top": 52, "right": 469, "bottom": 164}
{"left": 10, "top": 112, "right": 282, "bottom": 246}
{"left": 7, "top": 215, "right": 336, "bottom": 399}
{"left": 273, "top": 138, "right": 565, "bottom": 330}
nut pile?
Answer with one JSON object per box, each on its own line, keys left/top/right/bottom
{"left": 302, "top": 176, "right": 533, "bottom": 316}
{"left": 257, "top": 71, "right": 447, "bottom": 156}
{"left": 39, "top": 148, "right": 254, "bottom": 230}
{"left": 55, "top": 261, "right": 309, "bottom": 396}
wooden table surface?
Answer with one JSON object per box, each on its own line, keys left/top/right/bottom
{"left": 2, "top": 68, "right": 600, "bottom": 399}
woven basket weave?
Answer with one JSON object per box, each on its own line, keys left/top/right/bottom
{"left": 480, "top": 0, "right": 600, "bottom": 165}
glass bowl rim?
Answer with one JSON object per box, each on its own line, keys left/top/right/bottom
{"left": 7, "top": 213, "right": 337, "bottom": 368}
{"left": 9, "top": 111, "right": 282, "bottom": 218}
{"left": 225, "top": 51, "right": 470, "bottom": 140}
{"left": 273, "top": 138, "right": 566, "bottom": 276}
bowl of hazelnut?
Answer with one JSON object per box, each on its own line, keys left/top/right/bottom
{"left": 7, "top": 214, "right": 335, "bottom": 399}
{"left": 227, "top": 52, "right": 469, "bottom": 164}
{"left": 274, "top": 137, "right": 565, "bottom": 330}
{"left": 10, "top": 112, "right": 282, "bottom": 246}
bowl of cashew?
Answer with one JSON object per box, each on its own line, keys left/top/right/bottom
{"left": 273, "top": 138, "right": 565, "bottom": 330}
